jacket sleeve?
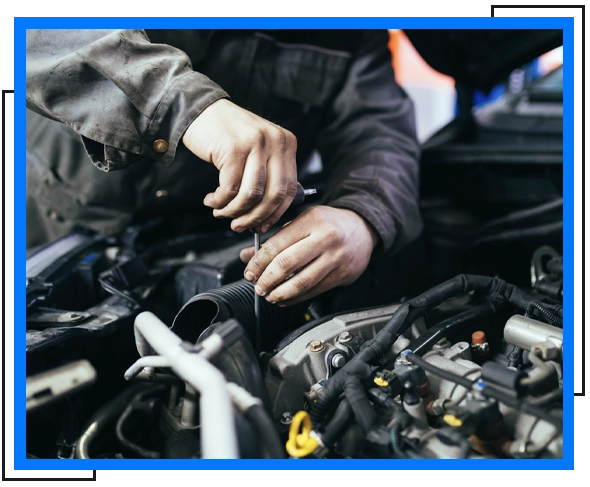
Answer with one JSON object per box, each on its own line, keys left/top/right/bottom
{"left": 315, "top": 30, "right": 422, "bottom": 256}
{"left": 26, "top": 29, "right": 229, "bottom": 172}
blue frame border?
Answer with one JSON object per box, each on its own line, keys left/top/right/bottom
{"left": 14, "top": 16, "right": 574, "bottom": 470}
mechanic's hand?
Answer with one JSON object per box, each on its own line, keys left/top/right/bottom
{"left": 182, "top": 99, "right": 298, "bottom": 233}
{"left": 240, "top": 206, "right": 379, "bottom": 306}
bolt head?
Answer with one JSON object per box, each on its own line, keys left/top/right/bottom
{"left": 309, "top": 340, "right": 324, "bottom": 352}
{"left": 331, "top": 353, "right": 346, "bottom": 368}
{"left": 338, "top": 331, "right": 352, "bottom": 343}
{"left": 280, "top": 412, "right": 293, "bottom": 425}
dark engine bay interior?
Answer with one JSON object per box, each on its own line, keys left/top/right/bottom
{"left": 25, "top": 55, "right": 564, "bottom": 460}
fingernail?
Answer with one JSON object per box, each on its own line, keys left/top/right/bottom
{"left": 245, "top": 271, "right": 256, "bottom": 282}
{"left": 233, "top": 226, "right": 244, "bottom": 233}
{"left": 255, "top": 285, "right": 265, "bottom": 296}
{"left": 261, "top": 224, "right": 270, "bottom": 233}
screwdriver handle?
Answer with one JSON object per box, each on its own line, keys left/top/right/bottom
{"left": 291, "top": 183, "right": 317, "bottom": 206}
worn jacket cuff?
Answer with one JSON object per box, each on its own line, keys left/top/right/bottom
{"left": 141, "top": 71, "right": 230, "bottom": 166}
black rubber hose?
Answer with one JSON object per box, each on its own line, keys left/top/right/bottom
{"left": 310, "top": 274, "right": 535, "bottom": 426}
{"left": 115, "top": 407, "right": 161, "bottom": 459}
{"left": 172, "top": 279, "right": 293, "bottom": 345}
{"left": 389, "top": 412, "right": 413, "bottom": 455}
{"left": 115, "top": 386, "right": 166, "bottom": 459}
{"left": 479, "top": 199, "right": 562, "bottom": 232}
{"left": 409, "top": 302, "right": 498, "bottom": 356}
{"left": 74, "top": 384, "right": 150, "bottom": 459}
{"left": 528, "top": 387, "right": 563, "bottom": 407}
{"left": 527, "top": 301, "right": 563, "bottom": 327}
{"left": 473, "top": 221, "right": 562, "bottom": 247}
{"left": 321, "top": 398, "right": 354, "bottom": 445}
{"left": 406, "top": 353, "right": 562, "bottom": 428}
{"left": 547, "top": 258, "right": 563, "bottom": 275}
{"left": 243, "top": 404, "right": 286, "bottom": 459}
{"left": 343, "top": 376, "right": 379, "bottom": 436}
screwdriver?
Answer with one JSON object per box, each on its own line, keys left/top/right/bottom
{"left": 253, "top": 183, "right": 316, "bottom": 353}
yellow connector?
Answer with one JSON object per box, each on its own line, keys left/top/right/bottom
{"left": 285, "top": 411, "right": 319, "bottom": 458}
{"left": 443, "top": 414, "right": 463, "bottom": 427}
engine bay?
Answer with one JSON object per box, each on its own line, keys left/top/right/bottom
{"left": 25, "top": 225, "right": 564, "bottom": 460}
{"left": 24, "top": 64, "right": 564, "bottom": 461}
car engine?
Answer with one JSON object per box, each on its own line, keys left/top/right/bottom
{"left": 25, "top": 224, "right": 563, "bottom": 460}
{"left": 25, "top": 64, "right": 564, "bottom": 461}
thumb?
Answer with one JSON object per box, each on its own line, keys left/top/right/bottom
{"left": 240, "top": 246, "right": 255, "bottom": 263}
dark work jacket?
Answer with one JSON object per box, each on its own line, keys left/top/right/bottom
{"left": 26, "top": 29, "right": 422, "bottom": 254}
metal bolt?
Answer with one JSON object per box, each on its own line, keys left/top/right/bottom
{"left": 338, "top": 331, "right": 352, "bottom": 343}
{"left": 331, "top": 353, "right": 346, "bottom": 368}
{"left": 280, "top": 412, "right": 293, "bottom": 425}
{"left": 309, "top": 340, "right": 324, "bottom": 352}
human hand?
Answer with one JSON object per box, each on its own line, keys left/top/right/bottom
{"left": 239, "top": 206, "right": 379, "bottom": 306}
{"left": 182, "top": 99, "right": 298, "bottom": 233}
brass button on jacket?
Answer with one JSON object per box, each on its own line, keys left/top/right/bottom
{"left": 153, "top": 139, "right": 169, "bottom": 153}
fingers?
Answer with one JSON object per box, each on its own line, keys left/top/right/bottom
{"left": 243, "top": 221, "right": 310, "bottom": 283}
{"left": 234, "top": 142, "right": 298, "bottom": 233}
{"left": 240, "top": 246, "right": 255, "bottom": 264}
{"left": 253, "top": 238, "right": 321, "bottom": 297}
{"left": 203, "top": 161, "right": 243, "bottom": 209}
{"left": 212, "top": 150, "right": 267, "bottom": 224}
{"left": 266, "top": 258, "right": 339, "bottom": 306}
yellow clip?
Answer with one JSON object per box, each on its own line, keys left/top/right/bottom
{"left": 374, "top": 377, "right": 389, "bottom": 387}
{"left": 285, "top": 411, "right": 319, "bottom": 458}
{"left": 443, "top": 414, "right": 463, "bottom": 427}
{"left": 304, "top": 313, "right": 312, "bottom": 321}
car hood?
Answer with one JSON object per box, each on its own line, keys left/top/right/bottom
{"left": 403, "top": 29, "right": 563, "bottom": 93}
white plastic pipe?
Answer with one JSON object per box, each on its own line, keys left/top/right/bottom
{"left": 124, "top": 356, "right": 171, "bottom": 381}
{"left": 134, "top": 312, "right": 239, "bottom": 459}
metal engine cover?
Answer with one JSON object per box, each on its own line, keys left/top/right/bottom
{"left": 264, "top": 304, "right": 426, "bottom": 421}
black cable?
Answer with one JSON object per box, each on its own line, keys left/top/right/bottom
{"left": 527, "top": 301, "right": 563, "bottom": 327}
{"left": 479, "top": 199, "right": 562, "bottom": 232}
{"left": 114, "top": 385, "right": 167, "bottom": 459}
{"left": 459, "top": 438, "right": 472, "bottom": 459}
{"left": 243, "top": 404, "right": 286, "bottom": 459}
{"left": 98, "top": 277, "right": 143, "bottom": 308}
{"left": 547, "top": 258, "right": 563, "bottom": 275}
{"left": 406, "top": 353, "right": 562, "bottom": 428}
{"left": 74, "top": 384, "right": 149, "bottom": 459}
{"left": 409, "top": 302, "right": 498, "bottom": 356}
{"left": 389, "top": 412, "right": 412, "bottom": 456}
{"left": 528, "top": 387, "right": 563, "bottom": 407}
{"left": 311, "top": 274, "right": 536, "bottom": 427}
{"left": 115, "top": 404, "right": 161, "bottom": 459}
{"left": 321, "top": 398, "right": 354, "bottom": 445}
{"left": 473, "top": 221, "right": 562, "bottom": 247}
{"left": 343, "top": 376, "right": 379, "bottom": 435}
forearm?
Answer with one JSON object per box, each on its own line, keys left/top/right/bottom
{"left": 322, "top": 149, "right": 422, "bottom": 256}
{"left": 316, "top": 30, "right": 422, "bottom": 255}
